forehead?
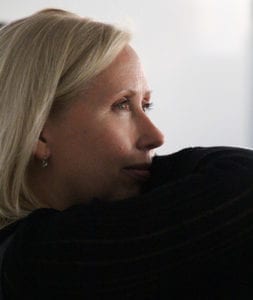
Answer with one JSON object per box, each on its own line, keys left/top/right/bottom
{"left": 86, "top": 46, "right": 149, "bottom": 96}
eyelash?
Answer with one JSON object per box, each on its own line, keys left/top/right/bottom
{"left": 114, "top": 97, "right": 153, "bottom": 112}
{"left": 143, "top": 102, "right": 153, "bottom": 112}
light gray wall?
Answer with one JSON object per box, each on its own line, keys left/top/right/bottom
{"left": 0, "top": 0, "right": 251, "bottom": 154}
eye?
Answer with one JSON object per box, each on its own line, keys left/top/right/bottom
{"left": 142, "top": 102, "right": 153, "bottom": 112}
{"left": 113, "top": 97, "right": 131, "bottom": 111}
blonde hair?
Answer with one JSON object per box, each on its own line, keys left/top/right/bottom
{"left": 0, "top": 8, "right": 131, "bottom": 228}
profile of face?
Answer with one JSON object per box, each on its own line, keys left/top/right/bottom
{"left": 34, "top": 46, "right": 164, "bottom": 209}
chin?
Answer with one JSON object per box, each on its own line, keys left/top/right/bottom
{"left": 107, "top": 185, "right": 142, "bottom": 202}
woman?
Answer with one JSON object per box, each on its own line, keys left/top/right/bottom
{"left": 0, "top": 9, "right": 253, "bottom": 299}
{"left": 0, "top": 8, "right": 164, "bottom": 221}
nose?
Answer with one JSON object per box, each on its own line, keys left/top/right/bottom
{"left": 136, "top": 114, "right": 164, "bottom": 151}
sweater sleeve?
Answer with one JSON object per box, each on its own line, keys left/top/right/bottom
{"left": 3, "top": 147, "right": 253, "bottom": 299}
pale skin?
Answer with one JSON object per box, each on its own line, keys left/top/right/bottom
{"left": 29, "top": 45, "right": 164, "bottom": 210}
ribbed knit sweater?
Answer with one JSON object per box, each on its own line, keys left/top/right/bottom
{"left": 1, "top": 146, "right": 253, "bottom": 299}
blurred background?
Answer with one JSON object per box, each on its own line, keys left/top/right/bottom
{"left": 0, "top": 0, "right": 251, "bottom": 154}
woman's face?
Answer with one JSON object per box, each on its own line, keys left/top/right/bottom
{"left": 38, "top": 46, "right": 164, "bottom": 208}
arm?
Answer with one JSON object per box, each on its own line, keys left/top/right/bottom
{"left": 3, "top": 147, "right": 253, "bottom": 299}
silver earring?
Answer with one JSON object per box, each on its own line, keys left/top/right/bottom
{"left": 41, "top": 157, "right": 48, "bottom": 168}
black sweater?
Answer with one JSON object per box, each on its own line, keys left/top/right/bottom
{"left": 1, "top": 146, "right": 253, "bottom": 299}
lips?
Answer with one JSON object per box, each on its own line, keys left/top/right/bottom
{"left": 123, "top": 163, "right": 151, "bottom": 181}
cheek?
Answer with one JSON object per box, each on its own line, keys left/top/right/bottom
{"left": 97, "top": 138, "right": 128, "bottom": 158}
{"left": 101, "top": 128, "right": 134, "bottom": 155}
{"left": 83, "top": 116, "right": 136, "bottom": 159}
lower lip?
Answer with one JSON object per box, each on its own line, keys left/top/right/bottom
{"left": 123, "top": 169, "right": 151, "bottom": 181}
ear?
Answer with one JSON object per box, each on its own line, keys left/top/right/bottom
{"left": 32, "top": 129, "right": 51, "bottom": 160}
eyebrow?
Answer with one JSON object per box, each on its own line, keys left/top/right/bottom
{"left": 116, "top": 89, "right": 153, "bottom": 97}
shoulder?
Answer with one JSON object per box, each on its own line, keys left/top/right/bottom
{"left": 1, "top": 206, "right": 99, "bottom": 298}
{"left": 149, "top": 146, "right": 253, "bottom": 187}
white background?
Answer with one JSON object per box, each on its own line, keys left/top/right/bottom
{"left": 0, "top": 0, "right": 252, "bottom": 154}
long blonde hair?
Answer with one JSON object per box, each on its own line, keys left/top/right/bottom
{"left": 0, "top": 9, "right": 131, "bottom": 228}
